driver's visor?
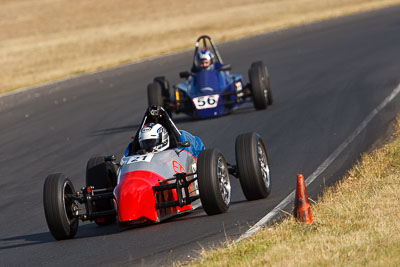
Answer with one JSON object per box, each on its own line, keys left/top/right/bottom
{"left": 139, "top": 139, "right": 158, "bottom": 150}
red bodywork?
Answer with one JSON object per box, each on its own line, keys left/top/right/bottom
{"left": 114, "top": 170, "right": 193, "bottom": 223}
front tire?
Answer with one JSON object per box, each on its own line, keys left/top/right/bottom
{"left": 43, "top": 173, "right": 79, "bottom": 240}
{"left": 86, "top": 156, "right": 117, "bottom": 225}
{"left": 235, "top": 132, "right": 271, "bottom": 200}
{"left": 197, "top": 149, "right": 231, "bottom": 215}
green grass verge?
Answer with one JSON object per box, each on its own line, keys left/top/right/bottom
{"left": 178, "top": 117, "right": 400, "bottom": 266}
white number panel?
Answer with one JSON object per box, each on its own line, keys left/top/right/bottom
{"left": 193, "top": 94, "right": 219, "bottom": 110}
{"left": 127, "top": 154, "right": 154, "bottom": 164}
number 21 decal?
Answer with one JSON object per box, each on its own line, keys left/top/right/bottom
{"left": 127, "top": 154, "right": 154, "bottom": 164}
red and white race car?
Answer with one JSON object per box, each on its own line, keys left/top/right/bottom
{"left": 43, "top": 106, "right": 271, "bottom": 240}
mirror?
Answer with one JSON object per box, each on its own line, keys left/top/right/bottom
{"left": 179, "top": 71, "right": 191, "bottom": 79}
{"left": 218, "top": 64, "right": 231, "bottom": 71}
{"left": 104, "top": 155, "right": 116, "bottom": 161}
{"left": 177, "top": 141, "right": 191, "bottom": 148}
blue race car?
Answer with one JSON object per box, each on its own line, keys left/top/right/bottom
{"left": 147, "top": 35, "right": 273, "bottom": 119}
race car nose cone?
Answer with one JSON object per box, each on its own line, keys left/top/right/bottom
{"left": 114, "top": 171, "right": 160, "bottom": 223}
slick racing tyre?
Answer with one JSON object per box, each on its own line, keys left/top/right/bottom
{"left": 235, "top": 132, "right": 271, "bottom": 200}
{"left": 249, "top": 61, "right": 272, "bottom": 109}
{"left": 151, "top": 76, "right": 173, "bottom": 116}
{"left": 153, "top": 76, "right": 171, "bottom": 100}
{"left": 86, "top": 156, "right": 117, "bottom": 225}
{"left": 147, "top": 81, "right": 164, "bottom": 107}
{"left": 251, "top": 61, "right": 273, "bottom": 105}
{"left": 197, "top": 149, "right": 231, "bottom": 215}
{"left": 43, "top": 173, "right": 79, "bottom": 240}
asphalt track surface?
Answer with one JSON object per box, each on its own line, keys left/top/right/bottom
{"left": 1, "top": 5, "right": 400, "bottom": 266}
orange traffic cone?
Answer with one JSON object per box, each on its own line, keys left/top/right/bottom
{"left": 294, "top": 174, "right": 313, "bottom": 224}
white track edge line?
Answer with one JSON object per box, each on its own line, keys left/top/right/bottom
{"left": 236, "top": 82, "right": 400, "bottom": 243}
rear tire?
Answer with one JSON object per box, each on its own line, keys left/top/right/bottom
{"left": 147, "top": 82, "right": 164, "bottom": 107}
{"left": 249, "top": 61, "right": 272, "bottom": 109}
{"left": 154, "top": 76, "right": 171, "bottom": 99}
{"left": 154, "top": 76, "right": 173, "bottom": 117}
{"left": 197, "top": 149, "right": 231, "bottom": 215}
{"left": 252, "top": 61, "right": 273, "bottom": 105}
{"left": 43, "top": 173, "right": 79, "bottom": 240}
{"left": 86, "top": 156, "right": 117, "bottom": 225}
{"left": 235, "top": 132, "right": 271, "bottom": 200}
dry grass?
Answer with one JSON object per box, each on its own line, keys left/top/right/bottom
{"left": 1, "top": 0, "right": 400, "bottom": 93}
{"left": 179, "top": 117, "right": 400, "bottom": 266}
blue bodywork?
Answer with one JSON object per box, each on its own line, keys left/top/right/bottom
{"left": 178, "top": 130, "right": 205, "bottom": 158}
{"left": 176, "top": 67, "right": 246, "bottom": 119}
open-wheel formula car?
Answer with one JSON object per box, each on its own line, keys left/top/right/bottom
{"left": 147, "top": 35, "right": 273, "bottom": 119}
{"left": 43, "top": 105, "right": 272, "bottom": 240}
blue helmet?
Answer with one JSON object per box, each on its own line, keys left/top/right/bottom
{"left": 196, "top": 49, "right": 214, "bottom": 68}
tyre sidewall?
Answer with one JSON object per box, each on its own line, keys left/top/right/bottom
{"left": 147, "top": 82, "right": 164, "bottom": 107}
{"left": 43, "top": 173, "right": 78, "bottom": 240}
{"left": 249, "top": 62, "right": 268, "bottom": 110}
{"left": 86, "top": 157, "right": 116, "bottom": 225}
{"left": 197, "top": 149, "right": 230, "bottom": 215}
{"left": 235, "top": 132, "right": 271, "bottom": 200}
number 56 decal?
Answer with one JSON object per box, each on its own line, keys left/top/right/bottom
{"left": 193, "top": 94, "right": 219, "bottom": 110}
